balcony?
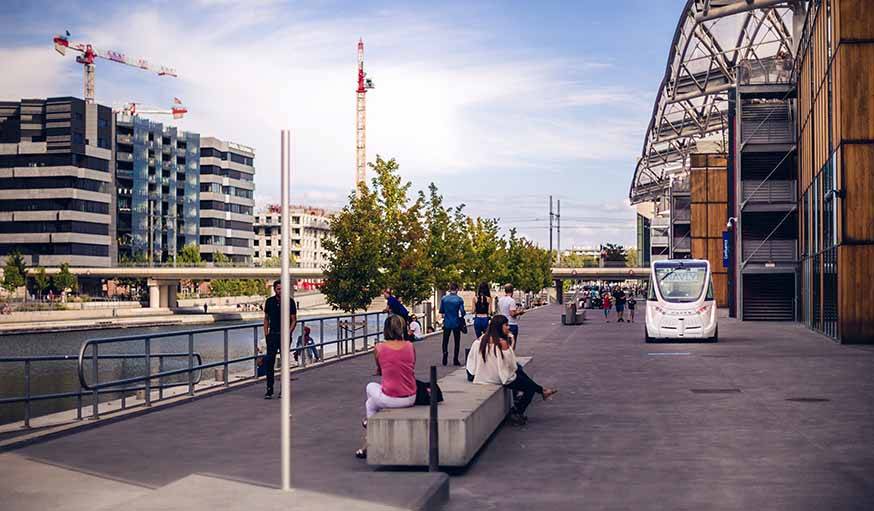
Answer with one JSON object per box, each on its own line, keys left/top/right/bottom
{"left": 117, "top": 135, "right": 133, "bottom": 145}
{"left": 738, "top": 56, "right": 793, "bottom": 86}
{"left": 672, "top": 208, "right": 691, "bottom": 223}
{"left": 671, "top": 177, "right": 690, "bottom": 195}
{"left": 741, "top": 102, "right": 794, "bottom": 145}
{"left": 651, "top": 235, "right": 670, "bottom": 247}
{"left": 652, "top": 215, "right": 670, "bottom": 228}
{"left": 673, "top": 237, "right": 691, "bottom": 251}
{"left": 742, "top": 180, "right": 796, "bottom": 205}
{"left": 117, "top": 151, "right": 133, "bottom": 162}
{"left": 742, "top": 239, "right": 797, "bottom": 263}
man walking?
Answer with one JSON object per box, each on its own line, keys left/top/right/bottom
{"left": 263, "top": 279, "right": 297, "bottom": 399}
{"left": 497, "top": 284, "right": 524, "bottom": 347}
{"left": 439, "top": 282, "right": 466, "bottom": 366}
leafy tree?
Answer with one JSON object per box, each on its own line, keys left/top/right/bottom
{"left": 212, "top": 252, "right": 230, "bottom": 266}
{"left": 560, "top": 252, "right": 599, "bottom": 268}
{"left": 602, "top": 243, "right": 628, "bottom": 265}
{"left": 33, "top": 267, "right": 50, "bottom": 299}
{"left": 178, "top": 243, "right": 202, "bottom": 265}
{"left": 322, "top": 181, "right": 385, "bottom": 313}
{"left": 53, "top": 262, "right": 78, "bottom": 295}
{"left": 461, "top": 217, "right": 506, "bottom": 289}
{"left": 423, "top": 183, "right": 465, "bottom": 292}
{"left": 625, "top": 247, "right": 639, "bottom": 267}
{"left": 263, "top": 252, "right": 297, "bottom": 268}
{"left": 3, "top": 251, "right": 26, "bottom": 295}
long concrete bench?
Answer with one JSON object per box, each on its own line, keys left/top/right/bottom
{"left": 367, "top": 356, "right": 532, "bottom": 467}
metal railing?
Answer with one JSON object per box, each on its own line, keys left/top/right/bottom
{"left": 0, "top": 352, "right": 203, "bottom": 428}
{"left": 742, "top": 179, "right": 797, "bottom": 204}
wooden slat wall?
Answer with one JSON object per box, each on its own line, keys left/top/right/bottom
{"left": 690, "top": 153, "right": 729, "bottom": 307}
{"left": 798, "top": 0, "right": 874, "bottom": 342}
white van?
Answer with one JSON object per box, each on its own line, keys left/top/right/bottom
{"left": 645, "top": 259, "right": 718, "bottom": 343}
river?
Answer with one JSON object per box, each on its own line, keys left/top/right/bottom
{"left": 0, "top": 313, "right": 384, "bottom": 426}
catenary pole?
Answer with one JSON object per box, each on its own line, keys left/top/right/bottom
{"left": 557, "top": 199, "right": 561, "bottom": 265}
{"left": 549, "top": 196, "right": 553, "bottom": 257}
{"left": 280, "top": 130, "right": 292, "bottom": 491}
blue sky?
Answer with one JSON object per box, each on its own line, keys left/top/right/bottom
{"left": 0, "top": 0, "right": 684, "bottom": 249}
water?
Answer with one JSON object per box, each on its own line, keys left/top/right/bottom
{"left": 0, "top": 313, "right": 385, "bottom": 426}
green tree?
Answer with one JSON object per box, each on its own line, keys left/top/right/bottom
{"left": 625, "top": 247, "right": 639, "bottom": 267}
{"left": 423, "top": 183, "right": 465, "bottom": 292}
{"left": 322, "top": 181, "right": 385, "bottom": 313}
{"left": 212, "top": 252, "right": 230, "bottom": 266}
{"left": 371, "top": 156, "right": 432, "bottom": 306}
{"left": 2, "top": 251, "right": 26, "bottom": 295}
{"left": 560, "top": 252, "right": 599, "bottom": 268}
{"left": 33, "top": 267, "right": 50, "bottom": 299}
{"left": 53, "top": 262, "right": 78, "bottom": 296}
{"left": 461, "top": 217, "right": 506, "bottom": 289}
{"left": 263, "top": 252, "right": 297, "bottom": 268}
{"left": 602, "top": 243, "right": 628, "bottom": 265}
{"left": 178, "top": 243, "right": 202, "bottom": 265}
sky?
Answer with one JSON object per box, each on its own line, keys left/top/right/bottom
{"left": 0, "top": 0, "right": 684, "bottom": 250}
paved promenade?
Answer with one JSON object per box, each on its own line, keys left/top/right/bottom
{"left": 2, "top": 304, "right": 873, "bottom": 510}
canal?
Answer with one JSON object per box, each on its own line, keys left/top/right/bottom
{"left": 0, "top": 313, "right": 384, "bottom": 426}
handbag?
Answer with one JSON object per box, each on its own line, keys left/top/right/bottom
{"left": 414, "top": 379, "right": 444, "bottom": 406}
{"left": 459, "top": 320, "right": 468, "bottom": 334}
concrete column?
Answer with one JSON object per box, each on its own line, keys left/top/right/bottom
{"left": 167, "top": 285, "right": 178, "bottom": 309}
{"left": 149, "top": 283, "right": 161, "bottom": 309}
{"left": 160, "top": 285, "right": 170, "bottom": 308}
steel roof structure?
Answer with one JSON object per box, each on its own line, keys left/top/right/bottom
{"left": 630, "top": 0, "right": 798, "bottom": 204}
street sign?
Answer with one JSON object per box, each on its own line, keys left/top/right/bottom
{"left": 722, "top": 231, "right": 730, "bottom": 268}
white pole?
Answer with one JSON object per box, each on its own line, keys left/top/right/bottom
{"left": 280, "top": 130, "right": 292, "bottom": 491}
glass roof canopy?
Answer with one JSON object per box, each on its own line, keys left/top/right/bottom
{"left": 630, "top": 0, "right": 796, "bottom": 204}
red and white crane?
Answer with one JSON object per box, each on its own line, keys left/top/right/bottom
{"left": 123, "top": 97, "right": 188, "bottom": 119}
{"left": 355, "top": 38, "right": 374, "bottom": 187}
{"left": 53, "top": 31, "right": 177, "bottom": 104}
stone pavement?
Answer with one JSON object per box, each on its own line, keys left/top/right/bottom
{"left": 3, "top": 304, "right": 874, "bottom": 510}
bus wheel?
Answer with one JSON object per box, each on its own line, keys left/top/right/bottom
{"left": 645, "top": 327, "right": 655, "bottom": 343}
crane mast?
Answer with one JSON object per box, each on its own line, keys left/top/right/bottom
{"left": 355, "top": 38, "right": 373, "bottom": 187}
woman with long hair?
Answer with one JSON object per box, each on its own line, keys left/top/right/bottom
{"left": 473, "top": 282, "right": 492, "bottom": 339}
{"left": 468, "top": 314, "right": 557, "bottom": 425}
{"left": 356, "top": 315, "right": 416, "bottom": 458}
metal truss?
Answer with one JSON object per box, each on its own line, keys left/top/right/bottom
{"left": 630, "top": 0, "right": 797, "bottom": 204}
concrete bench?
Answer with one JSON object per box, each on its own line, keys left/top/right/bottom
{"left": 367, "top": 356, "right": 532, "bottom": 467}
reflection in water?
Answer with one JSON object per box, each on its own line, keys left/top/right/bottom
{"left": 0, "top": 314, "right": 384, "bottom": 426}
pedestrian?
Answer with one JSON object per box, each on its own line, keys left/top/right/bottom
{"left": 383, "top": 288, "right": 413, "bottom": 340}
{"left": 627, "top": 294, "right": 637, "bottom": 323}
{"left": 439, "top": 282, "right": 466, "bottom": 366}
{"left": 615, "top": 288, "right": 627, "bottom": 323}
{"left": 294, "top": 325, "right": 320, "bottom": 363}
{"left": 602, "top": 291, "right": 612, "bottom": 322}
{"left": 262, "top": 279, "right": 297, "bottom": 399}
{"left": 408, "top": 314, "right": 423, "bottom": 341}
{"left": 356, "top": 315, "right": 417, "bottom": 459}
{"left": 473, "top": 281, "right": 492, "bottom": 339}
{"left": 467, "top": 314, "right": 557, "bottom": 425}
{"left": 497, "top": 284, "right": 524, "bottom": 347}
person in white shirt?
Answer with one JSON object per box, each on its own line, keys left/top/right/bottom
{"left": 408, "top": 315, "right": 423, "bottom": 340}
{"left": 467, "top": 314, "right": 557, "bottom": 425}
{"left": 497, "top": 284, "right": 524, "bottom": 347}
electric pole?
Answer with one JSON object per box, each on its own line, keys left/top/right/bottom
{"left": 557, "top": 199, "right": 561, "bottom": 265}
{"left": 549, "top": 196, "right": 553, "bottom": 258}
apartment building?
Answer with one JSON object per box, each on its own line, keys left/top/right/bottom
{"left": 253, "top": 205, "right": 331, "bottom": 272}
{"left": 199, "top": 137, "right": 256, "bottom": 263}
{"left": 115, "top": 113, "right": 200, "bottom": 262}
{"left": 0, "top": 97, "right": 115, "bottom": 266}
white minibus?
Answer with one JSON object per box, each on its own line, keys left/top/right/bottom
{"left": 645, "top": 259, "right": 718, "bottom": 343}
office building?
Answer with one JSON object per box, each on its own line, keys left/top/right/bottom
{"left": 115, "top": 112, "right": 200, "bottom": 262}
{"left": 254, "top": 205, "right": 331, "bottom": 285}
{"left": 199, "top": 137, "right": 256, "bottom": 263}
{"left": 0, "top": 97, "right": 115, "bottom": 266}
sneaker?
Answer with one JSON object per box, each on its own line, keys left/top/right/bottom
{"left": 264, "top": 391, "right": 274, "bottom": 399}
{"left": 508, "top": 412, "right": 527, "bottom": 426}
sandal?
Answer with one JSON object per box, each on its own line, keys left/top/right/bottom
{"left": 355, "top": 448, "right": 367, "bottom": 459}
{"left": 542, "top": 388, "right": 559, "bottom": 400}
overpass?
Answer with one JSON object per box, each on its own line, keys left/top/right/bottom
{"left": 3, "top": 265, "right": 651, "bottom": 308}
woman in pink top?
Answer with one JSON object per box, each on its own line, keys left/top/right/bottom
{"left": 356, "top": 315, "right": 416, "bottom": 459}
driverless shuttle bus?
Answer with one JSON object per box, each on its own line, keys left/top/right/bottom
{"left": 645, "top": 259, "right": 717, "bottom": 342}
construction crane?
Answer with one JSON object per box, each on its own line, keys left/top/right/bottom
{"left": 355, "top": 38, "right": 374, "bottom": 187}
{"left": 53, "top": 30, "right": 177, "bottom": 104}
{"left": 123, "top": 97, "right": 188, "bottom": 119}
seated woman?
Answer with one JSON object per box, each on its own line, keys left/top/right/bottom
{"left": 356, "top": 315, "right": 417, "bottom": 458}
{"left": 468, "top": 314, "right": 557, "bottom": 425}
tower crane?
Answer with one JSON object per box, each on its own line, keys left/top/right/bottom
{"left": 53, "top": 31, "right": 177, "bottom": 104}
{"left": 355, "top": 38, "right": 374, "bottom": 187}
{"left": 123, "top": 97, "right": 188, "bottom": 119}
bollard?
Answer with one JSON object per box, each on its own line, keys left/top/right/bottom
{"left": 429, "top": 365, "right": 439, "bottom": 472}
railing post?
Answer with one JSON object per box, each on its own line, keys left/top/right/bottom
{"left": 91, "top": 344, "right": 99, "bottom": 419}
{"left": 144, "top": 337, "right": 151, "bottom": 406}
{"left": 363, "top": 314, "right": 369, "bottom": 351}
{"left": 253, "top": 326, "right": 259, "bottom": 377}
{"left": 76, "top": 386, "right": 82, "bottom": 420}
{"left": 319, "top": 319, "right": 325, "bottom": 361}
{"left": 187, "top": 333, "right": 194, "bottom": 396}
{"left": 23, "top": 360, "right": 31, "bottom": 429}
{"left": 429, "top": 365, "right": 439, "bottom": 471}
{"left": 158, "top": 355, "right": 164, "bottom": 400}
{"left": 223, "top": 329, "right": 229, "bottom": 387}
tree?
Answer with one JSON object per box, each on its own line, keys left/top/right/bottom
{"left": 3, "top": 251, "right": 26, "bottom": 295}
{"left": 178, "top": 243, "right": 202, "bottom": 266}
{"left": 625, "top": 247, "right": 639, "bottom": 267}
{"left": 212, "top": 252, "right": 230, "bottom": 266}
{"left": 602, "top": 243, "right": 628, "bottom": 267}
{"left": 53, "top": 262, "right": 78, "bottom": 298}
{"left": 116, "top": 253, "right": 148, "bottom": 300}
{"left": 423, "top": 183, "right": 465, "bottom": 292}
{"left": 461, "top": 217, "right": 506, "bottom": 289}
{"left": 33, "top": 267, "right": 50, "bottom": 299}
{"left": 322, "top": 181, "right": 385, "bottom": 313}
{"left": 560, "top": 252, "right": 599, "bottom": 268}
{"left": 263, "top": 252, "right": 297, "bottom": 268}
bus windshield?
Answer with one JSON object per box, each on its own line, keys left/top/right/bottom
{"left": 654, "top": 262, "right": 708, "bottom": 303}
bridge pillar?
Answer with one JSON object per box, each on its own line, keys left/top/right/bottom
{"left": 167, "top": 285, "right": 178, "bottom": 308}
{"left": 147, "top": 279, "right": 179, "bottom": 309}
{"left": 555, "top": 279, "right": 563, "bottom": 304}
{"left": 149, "top": 282, "right": 161, "bottom": 309}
